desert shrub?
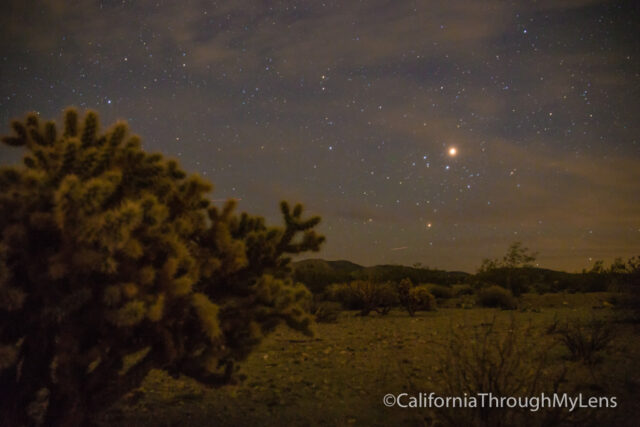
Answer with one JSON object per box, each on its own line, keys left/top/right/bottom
{"left": 532, "top": 280, "right": 577, "bottom": 294}
{"left": 426, "top": 283, "right": 454, "bottom": 299}
{"left": 395, "top": 280, "right": 435, "bottom": 315}
{"left": 327, "top": 280, "right": 398, "bottom": 315}
{"left": 433, "top": 317, "right": 577, "bottom": 427}
{"left": 476, "top": 285, "right": 517, "bottom": 309}
{"left": 613, "top": 256, "right": 640, "bottom": 321}
{"left": 0, "top": 109, "right": 324, "bottom": 426}
{"left": 351, "top": 280, "right": 397, "bottom": 316}
{"left": 324, "top": 283, "right": 360, "bottom": 310}
{"left": 395, "top": 278, "right": 413, "bottom": 312}
{"left": 554, "top": 318, "right": 615, "bottom": 364}
{"left": 452, "top": 283, "right": 474, "bottom": 296}
{"left": 408, "top": 285, "right": 436, "bottom": 314}
{"left": 476, "top": 268, "right": 532, "bottom": 296}
{"left": 532, "top": 281, "right": 552, "bottom": 294}
{"left": 310, "top": 300, "right": 342, "bottom": 323}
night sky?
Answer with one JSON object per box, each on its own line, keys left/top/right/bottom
{"left": 1, "top": 0, "right": 638, "bottom": 272}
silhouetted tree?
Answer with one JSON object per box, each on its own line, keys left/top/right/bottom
{"left": 477, "top": 242, "right": 538, "bottom": 296}
{"left": 588, "top": 259, "right": 606, "bottom": 274}
{"left": 0, "top": 109, "right": 324, "bottom": 426}
{"left": 502, "top": 241, "right": 537, "bottom": 268}
{"left": 479, "top": 242, "right": 537, "bottom": 273}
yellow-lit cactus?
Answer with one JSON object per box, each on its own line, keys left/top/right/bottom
{"left": 0, "top": 108, "right": 324, "bottom": 426}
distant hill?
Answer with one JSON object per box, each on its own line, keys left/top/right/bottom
{"left": 294, "top": 259, "right": 363, "bottom": 274}
{"left": 292, "top": 259, "right": 611, "bottom": 294}
{"left": 292, "top": 258, "right": 470, "bottom": 293}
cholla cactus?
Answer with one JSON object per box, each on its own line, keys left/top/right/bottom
{"left": 395, "top": 279, "right": 436, "bottom": 315}
{"left": 0, "top": 108, "right": 324, "bottom": 426}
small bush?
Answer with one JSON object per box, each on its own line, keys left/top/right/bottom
{"left": 452, "top": 284, "right": 474, "bottom": 296}
{"left": 532, "top": 281, "right": 554, "bottom": 294}
{"left": 409, "top": 285, "right": 436, "bottom": 312}
{"left": 395, "top": 279, "right": 436, "bottom": 315}
{"left": 325, "top": 283, "right": 360, "bottom": 310}
{"left": 432, "top": 317, "right": 573, "bottom": 427}
{"left": 310, "top": 301, "right": 342, "bottom": 323}
{"left": 426, "top": 284, "right": 454, "bottom": 299}
{"left": 554, "top": 318, "right": 615, "bottom": 364}
{"left": 395, "top": 278, "right": 413, "bottom": 313}
{"left": 325, "top": 280, "right": 397, "bottom": 316}
{"left": 476, "top": 285, "right": 517, "bottom": 309}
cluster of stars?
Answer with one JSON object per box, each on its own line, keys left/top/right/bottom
{"left": 0, "top": 0, "right": 637, "bottom": 271}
